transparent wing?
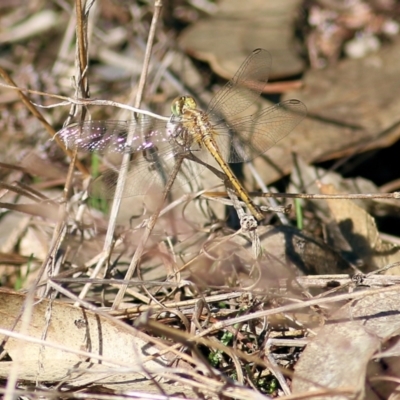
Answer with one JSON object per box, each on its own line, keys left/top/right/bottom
{"left": 212, "top": 99, "right": 307, "bottom": 163}
{"left": 57, "top": 118, "right": 171, "bottom": 154}
{"left": 57, "top": 117, "right": 210, "bottom": 198}
{"left": 206, "top": 48, "right": 272, "bottom": 121}
{"left": 89, "top": 141, "right": 207, "bottom": 198}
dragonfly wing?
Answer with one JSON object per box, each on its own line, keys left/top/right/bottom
{"left": 213, "top": 99, "right": 307, "bottom": 163}
{"left": 89, "top": 140, "right": 205, "bottom": 198}
{"left": 206, "top": 49, "right": 272, "bottom": 121}
{"left": 58, "top": 118, "right": 179, "bottom": 197}
{"left": 57, "top": 118, "right": 208, "bottom": 199}
{"left": 57, "top": 118, "right": 171, "bottom": 154}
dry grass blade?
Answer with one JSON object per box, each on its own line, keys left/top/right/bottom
{"left": 0, "top": 202, "right": 59, "bottom": 220}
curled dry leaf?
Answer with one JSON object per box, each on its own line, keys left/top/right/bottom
{"left": 320, "top": 183, "right": 400, "bottom": 273}
{"left": 292, "top": 288, "right": 400, "bottom": 400}
{"left": 0, "top": 290, "right": 194, "bottom": 395}
{"left": 178, "top": 0, "right": 305, "bottom": 81}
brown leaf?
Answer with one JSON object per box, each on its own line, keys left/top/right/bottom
{"left": 292, "top": 289, "right": 400, "bottom": 399}
{"left": 257, "top": 225, "right": 354, "bottom": 278}
{"left": 321, "top": 183, "right": 399, "bottom": 273}
{"left": 0, "top": 290, "right": 194, "bottom": 394}
{"left": 251, "top": 38, "right": 400, "bottom": 186}
{"left": 178, "top": 0, "right": 305, "bottom": 81}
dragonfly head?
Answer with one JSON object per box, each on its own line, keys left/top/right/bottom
{"left": 171, "top": 96, "right": 197, "bottom": 116}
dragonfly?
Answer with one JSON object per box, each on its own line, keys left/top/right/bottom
{"left": 58, "top": 48, "right": 307, "bottom": 221}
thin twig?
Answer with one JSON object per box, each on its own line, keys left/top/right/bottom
{"left": 0, "top": 81, "right": 170, "bottom": 121}
{"left": 75, "top": 0, "right": 88, "bottom": 99}
{"left": 55, "top": 0, "right": 92, "bottom": 302}
{"left": 203, "top": 189, "right": 400, "bottom": 200}
{"left": 258, "top": 191, "right": 400, "bottom": 199}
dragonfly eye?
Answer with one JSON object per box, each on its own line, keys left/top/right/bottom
{"left": 171, "top": 96, "right": 197, "bottom": 116}
{"left": 171, "top": 96, "right": 184, "bottom": 116}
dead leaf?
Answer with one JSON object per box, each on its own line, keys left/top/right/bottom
{"left": 20, "top": 151, "right": 67, "bottom": 181}
{"left": 292, "top": 289, "right": 400, "bottom": 400}
{"left": 246, "top": 38, "right": 400, "bottom": 187}
{"left": 178, "top": 0, "right": 305, "bottom": 81}
{"left": 0, "top": 290, "right": 195, "bottom": 395}
{"left": 257, "top": 225, "right": 354, "bottom": 278}
{"left": 290, "top": 37, "right": 400, "bottom": 135}
{"left": 320, "top": 183, "right": 399, "bottom": 273}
